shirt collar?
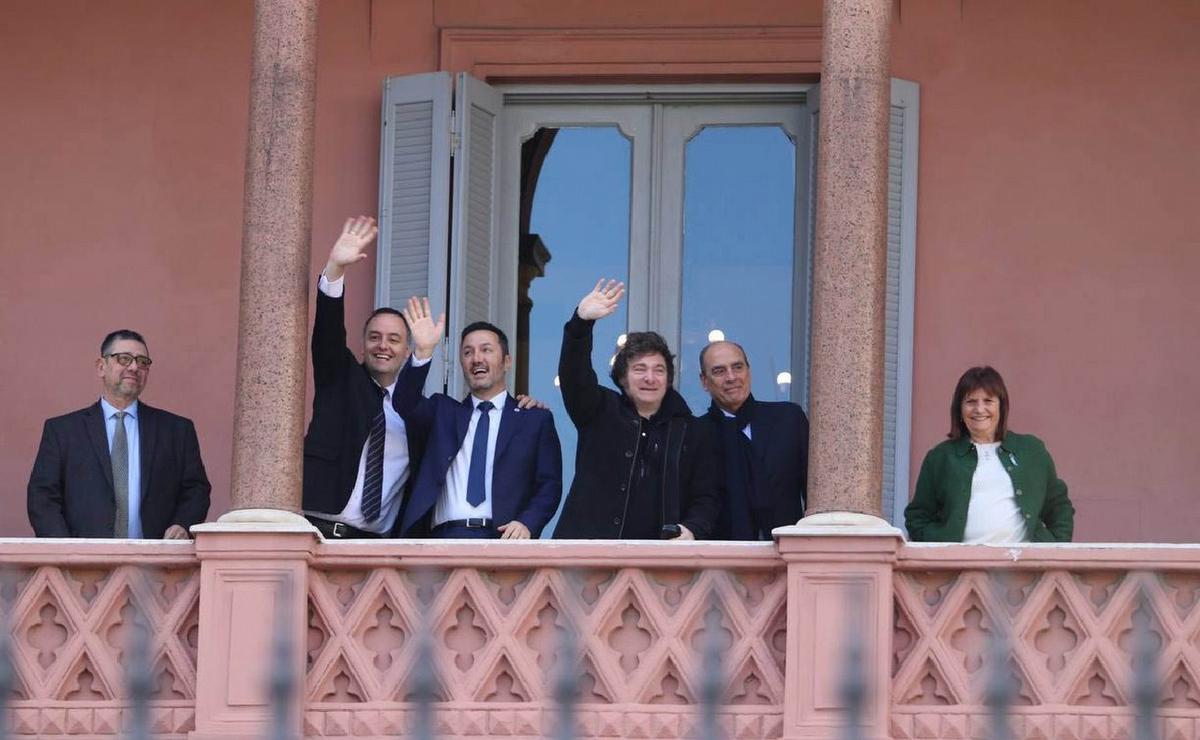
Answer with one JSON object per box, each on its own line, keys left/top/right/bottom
{"left": 953, "top": 434, "right": 1012, "bottom": 456}
{"left": 374, "top": 376, "right": 398, "bottom": 398}
{"left": 99, "top": 397, "right": 139, "bottom": 420}
{"left": 471, "top": 388, "right": 509, "bottom": 410}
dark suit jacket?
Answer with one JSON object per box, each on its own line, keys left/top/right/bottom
{"left": 27, "top": 401, "right": 211, "bottom": 538}
{"left": 397, "top": 391, "right": 562, "bottom": 537}
{"left": 703, "top": 400, "right": 809, "bottom": 540}
{"left": 302, "top": 288, "right": 430, "bottom": 529}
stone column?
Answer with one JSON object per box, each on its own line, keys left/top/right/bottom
{"left": 806, "top": 0, "right": 893, "bottom": 517}
{"left": 229, "top": 0, "right": 320, "bottom": 515}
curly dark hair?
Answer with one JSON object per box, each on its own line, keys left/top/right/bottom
{"left": 610, "top": 331, "right": 675, "bottom": 388}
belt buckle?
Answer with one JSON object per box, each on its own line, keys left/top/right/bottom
{"left": 331, "top": 522, "right": 348, "bottom": 538}
{"left": 465, "top": 518, "right": 487, "bottom": 529}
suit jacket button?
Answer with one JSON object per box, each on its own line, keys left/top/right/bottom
{"left": 619, "top": 483, "right": 627, "bottom": 491}
{"left": 625, "top": 450, "right": 634, "bottom": 458}
{"left": 613, "top": 516, "right": 621, "bottom": 526}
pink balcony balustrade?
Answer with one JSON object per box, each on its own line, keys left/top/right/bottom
{"left": 3, "top": 533, "right": 1200, "bottom": 739}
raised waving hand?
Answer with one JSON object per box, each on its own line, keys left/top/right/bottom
{"left": 323, "top": 216, "right": 378, "bottom": 281}
{"left": 402, "top": 296, "right": 446, "bottom": 361}
{"left": 576, "top": 279, "right": 625, "bottom": 321}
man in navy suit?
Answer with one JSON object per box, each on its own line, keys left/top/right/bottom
{"left": 27, "top": 330, "right": 211, "bottom": 538}
{"left": 396, "top": 299, "right": 562, "bottom": 539}
{"left": 699, "top": 341, "right": 809, "bottom": 540}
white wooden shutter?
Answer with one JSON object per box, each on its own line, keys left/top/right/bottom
{"left": 376, "top": 72, "right": 453, "bottom": 395}
{"left": 884, "top": 79, "right": 920, "bottom": 529}
{"left": 447, "top": 73, "right": 504, "bottom": 399}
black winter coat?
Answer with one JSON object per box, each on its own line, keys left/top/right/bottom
{"left": 553, "top": 312, "right": 721, "bottom": 539}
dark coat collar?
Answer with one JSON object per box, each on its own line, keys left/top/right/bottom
{"left": 620, "top": 386, "right": 692, "bottom": 422}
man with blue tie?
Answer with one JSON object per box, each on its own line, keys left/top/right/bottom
{"left": 396, "top": 299, "right": 562, "bottom": 539}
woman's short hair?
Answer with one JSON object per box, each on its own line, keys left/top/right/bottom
{"left": 610, "top": 331, "right": 675, "bottom": 388}
{"left": 949, "top": 366, "right": 1009, "bottom": 440}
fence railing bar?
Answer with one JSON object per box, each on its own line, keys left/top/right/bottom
{"left": 268, "top": 574, "right": 297, "bottom": 740}
{"left": 1132, "top": 582, "right": 1159, "bottom": 740}
{"left": 551, "top": 569, "right": 582, "bottom": 740}
{"left": 984, "top": 573, "right": 1013, "bottom": 740}
{"left": 839, "top": 584, "right": 867, "bottom": 740}
{"left": 411, "top": 568, "right": 441, "bottom": 740}
{"left": 699, "top": 581, "right": 725, "bottom": 740}
{"left": 123, "top": 569, "right": 153, "bottom": 740}
{"left": 0, "top": 571, "right": 13, "bottom": 740}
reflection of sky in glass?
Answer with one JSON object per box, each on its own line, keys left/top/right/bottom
{"left": 679, "top": 126, "right": 796, "bottom": 414}
{"left": 527, "top": 127, "right": 631, "bottom": 536}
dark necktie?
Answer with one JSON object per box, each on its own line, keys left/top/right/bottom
{"left": 112, "top": 411, "right": 129, "bottom": 538}
{"left": 362, "top": 390, "right": 387, "bottom": 522}
{"left": 465, "top": 400, "right": 494, "bottom": 507}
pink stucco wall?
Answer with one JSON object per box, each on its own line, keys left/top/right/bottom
{"left": 890, "top": 1, "right": 1200, "bottom": 541}
{"left": 1, "top": 0, "right": 1196, "bottom": 540}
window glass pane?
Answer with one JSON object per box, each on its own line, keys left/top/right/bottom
{"left": 524, "top": 126, "right": 631, "bottom": 536}
{"left": 678, "top": 126, "right": 797, "bottom": 414}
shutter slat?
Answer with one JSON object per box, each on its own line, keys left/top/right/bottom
{"left": 447, "top": 75, "right": 505, "bottom": 398}
{"left": 377, "top": 73, "right": 452, "bottom": 395}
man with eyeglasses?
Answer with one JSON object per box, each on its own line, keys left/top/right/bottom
{"left": 27, "top": 330, "right": 212, "bottom": 538}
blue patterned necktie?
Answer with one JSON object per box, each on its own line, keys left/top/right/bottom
{"left": 362, "top": 389, "right": 387, "bottom": 522}
{"left": 465, "top": 401, "right": 494, "bottom": 507}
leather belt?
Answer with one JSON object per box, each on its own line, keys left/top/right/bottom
{"left": 433, "top": 518, "right": 494, "bottom": 530}
{"left": 306, "top": 516, "right": 382, "bottom": 539}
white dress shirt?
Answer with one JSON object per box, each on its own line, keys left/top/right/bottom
{"left": 301, "top": 274, "right": 430, "bottom": 534}
{"left": 100, "top": 398, "right": 142, "bottom": 538}
{"left": 963, "top": 442, "right": 1027, "bottom": 543}
{"left": 433, "top": 389, "right": 507, "bottom": 526}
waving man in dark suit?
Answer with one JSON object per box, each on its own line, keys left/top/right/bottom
{"left": 395, "top": 298, "right": 562, "bottom": 539}
{"left": 27, "top": 330, "right": 211, "bottom": 538}
{"left": 301, "top": 216, "right": 431, "bottom": 539}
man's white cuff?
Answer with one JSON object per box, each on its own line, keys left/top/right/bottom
{"left": 318, "top": 273, "right": 345, "bottom": 298}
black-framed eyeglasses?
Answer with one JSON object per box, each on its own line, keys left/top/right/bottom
{"left": 104, "top": 352, "right": 153, "bottom": 368}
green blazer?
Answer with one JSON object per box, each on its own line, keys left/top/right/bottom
{"left": 904, "top": 431, "right": 1074, "bottom": 543}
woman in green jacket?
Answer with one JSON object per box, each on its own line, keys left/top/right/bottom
{"left": 904, "top": 366, "right": 1074, "bottom": 543}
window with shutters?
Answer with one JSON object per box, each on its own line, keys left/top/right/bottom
{"left": 375, "top": 76, "right": 919, "bottom": 529}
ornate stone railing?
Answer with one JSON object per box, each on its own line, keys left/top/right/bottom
{"left": 3, "top": 532, "right": 1200, "bottom": 739}
{"left": 0, "top": 541, "right": 200, "bottom": 738}
{"left": 892, "top": 544, "right": 1200, "bottom": 740}
{"left": 302, "top": 542, "right": 785, "bottom": 738}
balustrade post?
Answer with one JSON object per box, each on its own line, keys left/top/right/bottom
{"left": 775, "top": 514, "right": 902, "bottom": 740}
{"left": 189, "top": 521, "right": 317, "bottom": 740}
